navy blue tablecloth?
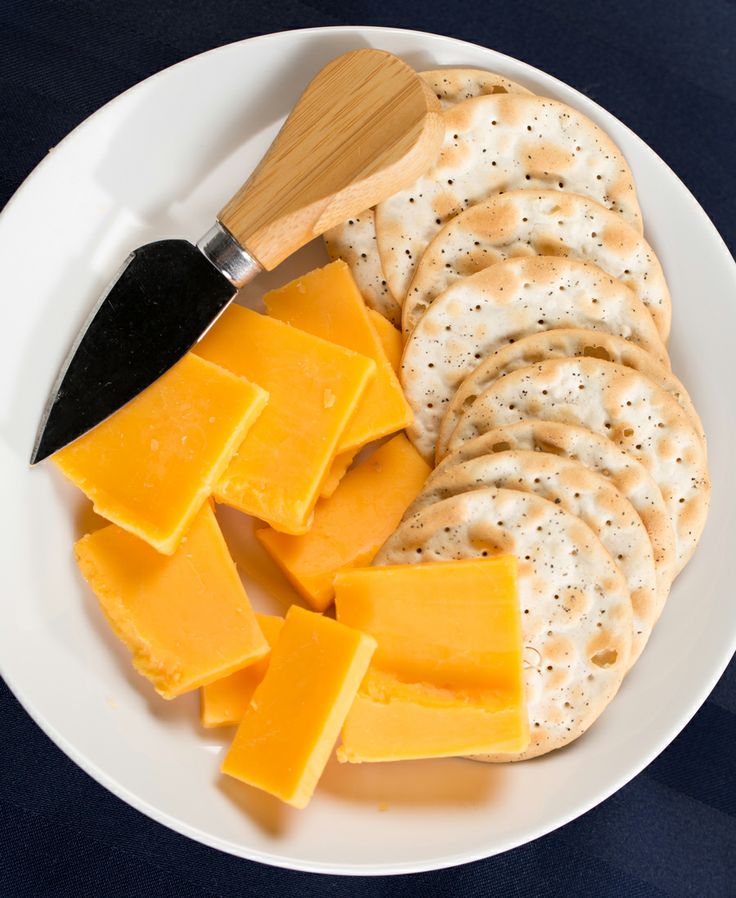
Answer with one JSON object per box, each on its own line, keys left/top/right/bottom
{"left": 1, "top": 2, "right": 734, "bottom": 895}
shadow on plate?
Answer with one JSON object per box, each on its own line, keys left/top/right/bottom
{"left": 216, "top": 774, "right": 293, "bottom": 838}
{"left": 319, "top": 749, "right": 506, "bottom": 808}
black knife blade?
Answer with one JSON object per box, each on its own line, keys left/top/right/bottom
{"left": 31, "top": 240, "right": 236, "bottom": 464}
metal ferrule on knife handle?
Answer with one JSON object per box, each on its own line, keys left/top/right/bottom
{"left": 197, "top": 222, "right": 262, "bottom": 289}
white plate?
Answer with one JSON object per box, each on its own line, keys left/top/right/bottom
{"left": 1, "top": 26, "right": 734, "bottom": 876}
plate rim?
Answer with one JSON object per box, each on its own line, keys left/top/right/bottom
{"left": 1, "top": 24, "right": 735, "bottom": 876}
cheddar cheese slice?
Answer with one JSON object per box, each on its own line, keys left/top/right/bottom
{"left": 335, "top": 556, "right": 523, "bottom": 691}
{"left": 194, "top": 306, "right": 375, "bottom": 534}
{"left": 319, "top": 311, "right": 404, "bottom": 499}
{"left": 264, "top": 261, "right": 412, "bottom": 454}
{"left": 334, "top": 557, "right": 528, "bottom": 762}
{"left": 221, "top": 605, "right": 376, "bottom": 808}
{"left": 200, "top": 614, "right": 284, "bottom": 728}
{"left": 75, "top": 504, "right": 269, "bottom": 699}
{"left": 338, "top": 670, "right": 529, "bottom": 763}
{"left": 366, "top": 309, "right": 403, "bottom": 375}
{"left": 53, "top": 353, "right": 268, "bottom": 554}
{"left": 257, "top": 435, "right": 431, "bottom": 612}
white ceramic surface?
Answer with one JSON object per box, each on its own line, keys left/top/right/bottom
{"left": 0, "top": 26, "right": 734, "bottom": 876}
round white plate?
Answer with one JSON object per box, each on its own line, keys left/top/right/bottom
{"left": 0, "top": 26, "right": 734, "bottom": 876}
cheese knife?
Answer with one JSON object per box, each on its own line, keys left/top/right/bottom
{"left": 30, "top": 49, "right": 442, "bottom": 463}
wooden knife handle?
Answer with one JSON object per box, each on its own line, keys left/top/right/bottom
{"left": 217, "top": 49, "right": 443, "bottom": 271}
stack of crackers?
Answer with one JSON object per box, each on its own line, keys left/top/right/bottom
{"left": 326, "top": 68, "right": 710, "bottom": 760}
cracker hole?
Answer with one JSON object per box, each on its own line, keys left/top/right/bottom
{"left": 591, "top": 649, "right": 618, "bottom": 668}
{"left": 583, "top": 346, "right": 611, "bottom": 361}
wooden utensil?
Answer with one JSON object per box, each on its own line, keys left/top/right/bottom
{"left": 221, "top": 48, "right": 443, "bottom": 269}
{"left": 32, "top": 48, "right": 443, "bottom": 463}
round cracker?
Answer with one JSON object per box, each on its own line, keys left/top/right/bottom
{"left": 401, "top": 256, "right": 667, "bottom": 460}
{"left": 403, "top": 189, "right": 670, "bottom": 338}
{"left": 436, "top": 421, "right": 677, "bottom": 588}
{"left": 404, "top": 449, "right": 660, "bottom": 665}
{"left": 437, "top": 328, "right": 704, "bottom": 459}
{"left": 324, "top": 212, "right": 401, "bottom": 326}
{"left": 323, "top": 69, "right": 531, "bottom": 324}
{"left": 446, "top": 358, "right": 711, "bottom": 573}
{"left": 375, "top": 487, "right": 633, "bottom": 760}
{"left": 420, "top": 68, "right": 533, "bottom": 104}
{"left": 375, "top": 94, "right": 642, "bottom": 302}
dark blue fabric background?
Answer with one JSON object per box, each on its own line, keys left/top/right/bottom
{"left": 1, "top": 2, "right": 734, "bottom": 895}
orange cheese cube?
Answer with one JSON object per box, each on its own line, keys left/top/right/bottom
{"left": 334, "top": 557, "right": 528, "bottom": 762}
{"left": 221, "top": 605, "right": 376, "bottom": 808}
{"left": 200, "top": 614, "right": 284, "bottom": 727}
{"left": 75, "top": 504, "right": 269, "bottom": 699}
{"left": 53, "top": 353, "right": 268, "bottom": 554}
{"left": 366, "top": 309, "right": 403, "bottom": 375}
{"left": 264, "top": 261, "right": 412, "bottom": 454}
{"left": 256, "top": 435, "right": 431, "bottom": 612}
{"left": 194, "top": 306, "right": 375, "bottom": 534}
{"left": 338, "top": 670, "right": 529, "bottom": 763}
